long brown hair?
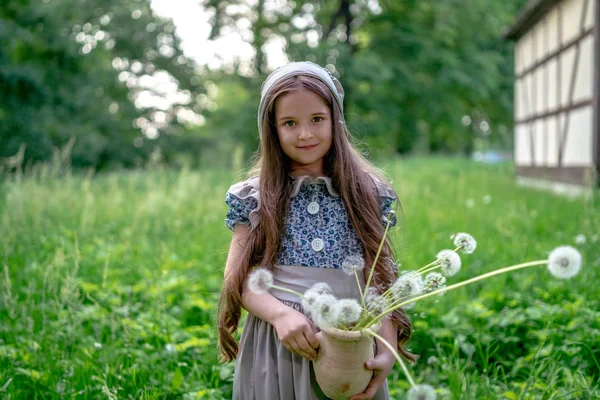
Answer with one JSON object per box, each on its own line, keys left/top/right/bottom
{"left": 218, "top": 74, "right": 415, "bottom": 363}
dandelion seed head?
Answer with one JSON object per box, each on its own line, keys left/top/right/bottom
{"left": 483, "top": 195, "right": 492, "bottom": 204}
{"left": 309, "top": 282, "right": 332, "bottom": 295}
{"left": 453, "top": 232, "right": 477, "bottom": 254}
{"left": 465, "top": 199, "right": 475, "bottom": 208}
{"left": 365, "top": 287, "right": 390, "bottom": 315}
{"left": 423, "top": 272, "right": 446, "bottom": 293}
{"left": 341, "top": 255, "right": 365, "bottom": 275}
{"left": 391, "top": 272, "right": 424, "bottom": 299}
{"left": 407, "top": 384, "right": 437, "bottom": 400}
{"left": 436, "top": 249, "right": 462, "bottom": 276}
{"left": 247, "top": 268, "right": 273, "bottom": 294}
{"left": 548, "top": 246, "right": 582, "bottom": 279}
{"left": 574, "top": 234, "right": 586, "bottom": 245}
{"left": 165, "top": 343, "right": 177, "bottom": 353}
{"left": 334, "top": 299, "right": 362, "bottom": 326}
{"left": 313, "top": 294, "right": 340, "bottom": 329}
{"left": 301, "top": 289, "right": 319, "bottom": 317}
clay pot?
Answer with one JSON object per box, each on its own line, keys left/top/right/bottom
{"left": 313, "top": 323, "right": 381, "bottom": 400}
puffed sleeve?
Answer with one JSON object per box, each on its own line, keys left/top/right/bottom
{"left": 369, "top": 173, "right": 398, "bottom": 228}
{"left": 224, "top": 177, "right": 261, "bottom": 232}
{"left": 379, "top": 195, "right": 397, "bottom": 228}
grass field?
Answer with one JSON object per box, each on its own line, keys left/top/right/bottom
{"left": 1, "top": 157, "right": 599, "bottom": 399}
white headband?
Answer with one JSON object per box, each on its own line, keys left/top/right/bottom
{"left": 257, "top": 61, "right": 345, "bottom": 136}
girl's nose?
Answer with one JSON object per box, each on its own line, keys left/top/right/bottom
{"left": 299, "top": 125, "right": 313, "bottom": 139}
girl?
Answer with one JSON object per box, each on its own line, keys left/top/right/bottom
{"left": 218, "top": 61, "right": 414, "bottom": 400}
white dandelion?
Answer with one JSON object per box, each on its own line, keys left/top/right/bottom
{"left": 453, "top": 232, "right": 477, "bottom": 254}
{"left": 301, "top": 289, "right": 319, "bottom": 317}
{"left": 365, "top": 287, "right": 390, "bottom": 315}
{"left": 574, "top": 234, "right": 586, "bottom": 245}
{"left": 465, "top": 199, "right": 475, "bottom": 208}
{"left": 407, "top": 384, "right": 437, "bottom": 400}
{"left": 309, "top": 282, "right": 332, "bottom": 295}
{"left": 391, "top": 272, "right": 424, "bottom": 300}
{"left": 247, "top": 268, "right": 273, "bottom": 294}
{"left": 423, "top": 272, "right": 446, "bottom": 294}
{"left": 483, "top": 195, "right": 492, "bottom": 204}
{"left": 165, "top": 343, "right": 177, "bottom": 354}
{"left": 547, "top": 246, "right": 582, "bottom": 279}
{"left": 334, "top": 299, "right": 362, "bottom": 326}
{"left": 436, "top": 249, "right": 462, "bottom": 276}
{"left": 341, "top": 255, "right": 365, "bottom": 275}
{"left": 313, "top": 294, "right": 340, "bottom": 329}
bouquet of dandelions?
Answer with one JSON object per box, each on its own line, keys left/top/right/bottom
{"left": 247, "top": 213, "right": 583, "bottom": 400}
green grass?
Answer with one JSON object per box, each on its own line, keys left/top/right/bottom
{"left": 1, "top": 157, "right": 598, "bottom": 399}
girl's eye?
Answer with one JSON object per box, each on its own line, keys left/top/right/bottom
{"left": 313, "top": 116, "right": 323, "bottom": 123}
{"left": 284, "top": 121, "right": 295, "bottom": 127}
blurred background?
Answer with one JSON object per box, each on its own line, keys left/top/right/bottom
{"left": 0, "top": 0, "right": 524, "bottom": 171}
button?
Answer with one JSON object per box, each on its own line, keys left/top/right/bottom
{"left": 311, "top": 238, "right": 324, "bottom": 252}
{"left": 307, "top": 202, "right": 320, "bottom": 215}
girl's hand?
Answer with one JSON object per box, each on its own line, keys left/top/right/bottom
{"left": 348, "top": 351, "right": 396, "bottom": 400}
{"left": 272, "top": 307, "right": 319, "bottom": 361}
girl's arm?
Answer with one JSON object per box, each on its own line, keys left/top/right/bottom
{"left": 225, "top": 224, "right": 319, "bottom": 360}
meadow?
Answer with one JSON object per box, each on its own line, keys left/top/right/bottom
{"left": 0, "top": 157, "right": 598, "bottom": 399}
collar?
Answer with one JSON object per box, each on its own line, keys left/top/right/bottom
{"left": 290, "top": 175, "right": 340, "bottom": 198}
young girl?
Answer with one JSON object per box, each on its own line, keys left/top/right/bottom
{"left": 218, "top": 61, "right": 414, "bottom": 400}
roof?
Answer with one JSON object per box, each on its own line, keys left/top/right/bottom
{"left": 504, "top": 0, "right": 561, "bottom": 40}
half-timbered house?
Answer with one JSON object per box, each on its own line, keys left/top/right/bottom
{"left": 506, "top": 0, "right": 599, "bottom": 191}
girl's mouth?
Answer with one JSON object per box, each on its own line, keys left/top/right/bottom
{"left": 298, "top": 144, "right": 318, "bottom": 150}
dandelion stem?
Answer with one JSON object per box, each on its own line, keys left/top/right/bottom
{"left": 416, "top": 259, "right": 439, "bottom": 273}
{"left": 364, "top": 328, "right": 416, "bottom": 387}
{"left": 271, "top": 284, "right": 304, "bottom": 299}
{"left": 369, "top": 260, "right": 548, "bottom": 326}
{"left": 354, "top": 271, "right": 363, "bottom": 299}
{"left": 362, "top": 214, "right": 392, "bottom": 308}
{"left": 418, "top": 264, "right": 442, "bottom": 275}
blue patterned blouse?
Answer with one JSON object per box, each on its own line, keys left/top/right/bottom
{"left": 224, "top": 175, "right": 397, "bottom": 269}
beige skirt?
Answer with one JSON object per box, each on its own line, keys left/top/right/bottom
{"left": 232, "top": 265, "right": 390, "bottom": 400}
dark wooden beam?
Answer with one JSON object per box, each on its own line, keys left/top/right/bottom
{"left": 515, "top": 99, "right": 593, "bottom": 125}
{"left": 517, "top": 166, "right": 595, "bottom": 186}
{"left": 505, "top": 0, "right": 562, "bottom": 40}
{"left": 515, "top": 26, "right": 594, "bottom": 80}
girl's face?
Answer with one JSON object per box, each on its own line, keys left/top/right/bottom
{"left": 274, "top": 88, "right": 332, "bottom": 177}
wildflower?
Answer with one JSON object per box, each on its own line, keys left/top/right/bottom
{"left": 574, "top": 234, "right": 586, "bottom": 245}
{"left": 310, "top": 282, "right": 332, "bottom": 295}
{"left": 423, "top": 272, "right": 446, "bottom": 293}
{"left": 483, "top": 195, "right": 492, "bottom": 204}
{"left": 302, "top": 283, "right": 333, "bottom": 317}
{"left": 247, "top": 268, "right": 273, "bottom": 294}
{"left": 165, "top": 343, "right": 177, "bottom": 354}
{"left": 334, "top": 299, "right": 362, "bottom": 326}
{"left": 341, "top": 255, "right": 365, "bottom": 275}
{"left": 365, "top": 287, "right": 390, "bottom": 315}
{"left": 93, "top": 342, "right": 103, "bottom": 349}
{"left": 547, "top": 246, "right": 582, "bottom": 279}
{"left": 313, "top": 294, "right": 340, "bottom": 329}
{"left": 453, "top": 232, "right": 477, "bottom": 254}
{"left": 436, "top": 249, "right": 462, "bottom": 276}
{"left": 407, "top": 384, "right": 437, "bottom": 400}
{"left": 391, "top": 272, "right": 424, "bottom": 300}
{"left": 465, "top": 199, "right": 475, "bottom": 208}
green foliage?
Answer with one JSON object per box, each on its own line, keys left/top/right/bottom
{"left": 1, "top": 157, "right": 598, "bottom": 398}
{"left": 1, "top": 0, "right": 205, "bottom": 170}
